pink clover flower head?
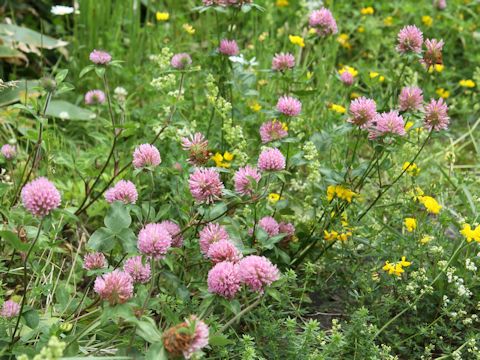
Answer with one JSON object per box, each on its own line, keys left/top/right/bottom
{"left": 83, "top": 252, "right": 107, "bottom": 270}
{"left": 424, "top": 98, "right": 449, "bottom": 131}
{"left": 171, "top": 53, "right": 192, "bottom": 69}
{"left": 348, "top": 97, "right": 377, "bottom": 128}
{"left": 132, "top": 144, "right": 161, "bottom": 169}
{"left": 159, "top": 220, "right": 184, "bottom": 247}
{"left": 272, "top": 53, "right": 295, "bottom": 71}
{"left": 123, "top": 256, "right": 151, "bottom": 284}
{"left": 94, "top": 270, "right": 133, "bottom": 305}
{"left": 219, "top": 39, "right": 239, "bottom": 56}
{"left": 0, "top": 300, "right": 20, "bottom": 319}
{"left": 85, "top": 89, "right": 106, "bottom": 105}
{"left": 396, "top": 25, "right": 423, "bottom": 54}
{"left": 259, "top": 120, "right": 288, "bottom": 143}
{"left": 238, "top": 255, "right": 280, "bottom": 292}
{"left": 138, "top": 223, "right": 173, "bottom": 259}
{"left": 279, "top": 221, "right": 295, "bottom": 242}
{"left": 104, "top": 180, "right": 138, "bottom": 204}
{"left": 421, "top": 39, "right": 444, "bottom": 70}
{"left": 309, "top": 8, "right": 338, "bottom": 36}
{"left": 89, "top": 49, "right": 112, "bottom": 65}
{"left": 233, "top": 165, "right": 261, "bottom": 196}
{"left": 258, "top": 216, "right": 280, "bottom": 237}
{"left": 21, "top": 177, "right": 61, "bottom": 217}
{"left": 207, "top": 239, "right": 242, "bottom": 264}
{"left": 257, "top": 148, "right": 286, "bottom": 171}
{"left": 207, "top": 261, "right": 241, "bottom": 299}
{"left": 340, "top": 71, "right": 354, "bottom": 86}
{"left": 189, "top": 168, "right": 224, "bottom": 203}
{"left": 276, "top": 96, "right": 302, "bottom": 117}
{"left": 399, "top": 86, "right": 424, "bottom": 112}
{"left": 199, "top": 222, "right": 229, "bottom": 255}
{"left": 1, "top": 144, "right": 16, "bottom": 160}
{"left": 368, "top": 111, "right": 406, "bottom": 139}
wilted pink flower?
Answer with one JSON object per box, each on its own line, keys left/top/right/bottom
{"left": 123, "top": 256, "right": 151, "bottom": 284}
{"left": 396, "top": 25, "right": 423, "bottom": 54}
{"left": 89, "top": 49, "right": 112, "bottom": 65}
{"left": 21, "top": 177, "right": 61, "bottom": 217}
{"left": 258, "top": 148, "right": 286, "bottom": 171}
{"left": 0, "top": 300, "right": 20, "bottom": 319}
{"left": 171, "top": 53, "right": 192, "bottom": 69}
{"left": 368, "top": 111, "right": 406, "bottom": 139}
{"left": 189, "top": 168, "right": 224, "bottom": 203}
{"left": 163, "top": 316, "right": 209, "bottom": 359}
{"left": 399, "top": 86, "right": 424, "bottom": 112}
{"left": 279, "top": 222, "right": 295, "bottom": 242}
{"left": 138, "top": 223, "right": 172, "bottom": 259}
{"left": 219, "top": 39, "right": 239, "bottom": 56}
{"left": 276, "top": 96, "right": 302, "bottom": 117}
{"left": 259, "top": 120, "right": 288, "bottom": 143}
{"left": 234, "top": 165, "right": 261, "bottom": 196}
{"left": 238, "top": 255, "right": 280, "bottom": 293}
{"left": 85, "top": 90, "right": 106, "bottom": 105}
{"left": 104, "top": 180, "right": 138, "bottom": 204}
{"left": 199, "top": 223, "right": 230, "bottom": 255}
{"left": 207, "top": 261, "right": 241, "bottom": 299}
{"left": 207, "top": 239, "right": 242, "bottom": 264}
{"left": 348, "top": 97, "right": 377, "bottom": 128}
{"left": 340, "top": 71, "right": 354, "bottom": 86}
{"left": 309, "top": 8, "right": 338, "bottom": 36}
{"left": 159, "top": 220, "right": 184, "bottom": 247}
{"left": 83, "top": 252, "right": 107, "bottom": 270}
{"left": 258, "top": 216, "right": 279, "bottom": 237}
{"left": 434, "top": 0, "right": 447, "bottom": 10}
{"left": 181, "top": 133, "right": 210, "bottom": 166}
{"left": 94, "top": 270, "right": 133, "bottom": 305}
{"left": 272, "top": 53, "right": 295, "bottom": 71}
{"left": 421, "top": 39, "right": 444, "bottom": 70}
{"left": 424, "top": 98, "right": 449, "bottom": 131}
{"left": 132, "top": 144, "right": 161, "bottom": 169}
{"left": 1, "top": 144, "right": 16, "bottom": 160}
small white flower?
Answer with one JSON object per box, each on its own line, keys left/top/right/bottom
{"left": 59, "top": 111, "right": 70, "bottom": 119}
{"left": 51, "top": 5, "right": 75, "bottom": 16}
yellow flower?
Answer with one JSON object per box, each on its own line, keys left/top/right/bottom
{"left": 337, "top": 231, "right": 352, "bottom": 242}
{"left": 418, "top": 196, "right": 442, "bottom": 215}
{"left": 268, "top": 193, "right": 281, "bottom": 204}
{"left": 422, "top": 15, "right": 433, "bottom": 27}
{"left": 183, "top": 23, "right": 195, "bottom": 35}
{"left": 436, "top": 88, "right": 450, "bottom": 99}
{"left": 369, "top": 71, "right": 385, "bottom": 82}
{"left": 428, "top": 64, "right": 444, "bottom": 73}
{"left": 327, "top": 185, "right": 357, "bottom": 203}
{"left": 306, "top": 71, "right": 313, "bottom": 80}
{"left": 289, "top": 35, "right": 305, "bottom": 47}
{"left": 460, "top": 224, "right": 480, "bottom": 243}
{"left": 249, "top": 100, "right": 262, "bottom": 112}
{"left": 308, "top": 28, "right": 317, "bottom": 35}
{"left": 156, "top": 12, "right": 170, "bottom": 21}
{"left": 324, "top": 230, "right": 338, "bottom": 241}
{"left": 337, "top": 34, "right": 351, "bottom": 49}
{"left": 402, "top": 162, "right": 420, "bottom": 176}
{"left": 404, "top": 121, "right": 414, "bottom": 131}
{"left": 258, "top": 32, "right": 268, "bottom": 42}
{"left": 357, "top": 26, "right": 365, "bottom": 33}
{"left": 383, "top": 257, "right": 411, "bottom": 277}
{"left": 212, "top": 151, "right": 234, "bottom": 168}
{"left": 459, "top": 79, "right": 475, "bottom": 88}
{"left": 338, "top": 65, "right": 358, "bottom": 77}
{"left": 350, "top": 92, "right": 360, "bottom": 99}
{"left": 404, "top": 218, "right": 417, "bottom": 232}
{"left": 276, "top": 0, "right": 289, "bottom": 7}
{"left": 409, "top": 186, "right": 425, "bottom": 202}
{"left": 399, "top": 256, "right": 411, "bottom": 267}
{"left": 361, "top": 7, "right": 375, "bottom": 15}
{"left": 384, "top": 16, "right": 393, "bottom": 26}
{"left": 329, "top": 104, "right": 346, "bottom": 114}
{"left": 420, "top": 235, "right": 434, "bottom": 244}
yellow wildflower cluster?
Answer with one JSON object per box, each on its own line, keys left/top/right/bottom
{"left": 428, "top": 64, "right": 444, "bottom": 73}
{"left": 436, "top": 88, "right": 450, "bottom": 99}
{"left": 183, "top": 24, "right": 195, "bottom": 35}
{"left": 249, "top": 100, "right": 262, "bottom": 112}
{"left": 276, "top": 0, "right": 289, "bottom": 7}
{"left": 418, "top": 195, "right": 442, "bottom": 214}
{"left": 404, "top": 217, "right": 417, "bottom": 232}
{"left": 338, "top": 65, "right": 358, "bottom": 77}
{"left": 420, "top": 235, "right": 434, "bottom": 244}
{"left": 383, "top": 16, "right": 393, "bottom": 26}
{"left": 404, "top": 121, "right": 414, "bottom": 131}
{"left": 422, "top": 15, "right": 433, "bottom": 27}
{"left": 370, "top": 71, "right": 385, "bottom": 82}
{"left": 156, "top": 12, "right": 169, "bottom": 21}
{"left": 382, "top": 257, "right": 411, "bottom": 277}
{"left": 212, "top": 151, "right": 234, "bottom": 168}
{"left": 329, "top": 103, "right": 346, "bottom": 114}
{"left": 360, "top": 7, "right": 375, "bottom": 15}
{"left": 268, "top": 193, "right": 282, "bottom": 204}
{"left": 289, "top": 35, "right": 305, "bottom": 47}
{"left": 459, "top": 79, "right": 476, "bottom": 88}
{"left": 460, "top": 224, "right": 480, "bottom": 243}
{"left": 327, "top": 185, "right": 357, "bottom": 203}
{"left": 337, "top": 34, "right": 351, "bottom": 49}
{"left": 324, "top": 229, "right": 352, "bottom": 242}
{"left": 402, "top": 162, "right": 420, "bottom": 176}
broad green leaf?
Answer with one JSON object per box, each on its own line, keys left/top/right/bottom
{"left": 23, "top": 308, "right": 40, "bottom": 329}
{"left": 46, "top": 100, "right": 96, "bottom": 121}
{"left": 87, "top": 227, "right": 116, "bottom": 252}
{"left": 105, "top": 202, "right": 132, "bottom": 230}
{"left": 135, "top": 318, "right": 163, "bottom": 344}
{"left": 116, "top": 228, "right": 137, "bottom": 253}
{"left": 0, "top": 80, "right": 39, "bottom": 107}
{"left": 209, "top": 334, "right": 234, "bottom": 346}
{"left": 0, "top": 24, "right": 68, "bottom": 49}
{"left": 145, "top": 343, "right": 168, "bottom": 360}
{"left": 0, "top": 230, "right": 29, "bottom": 252}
